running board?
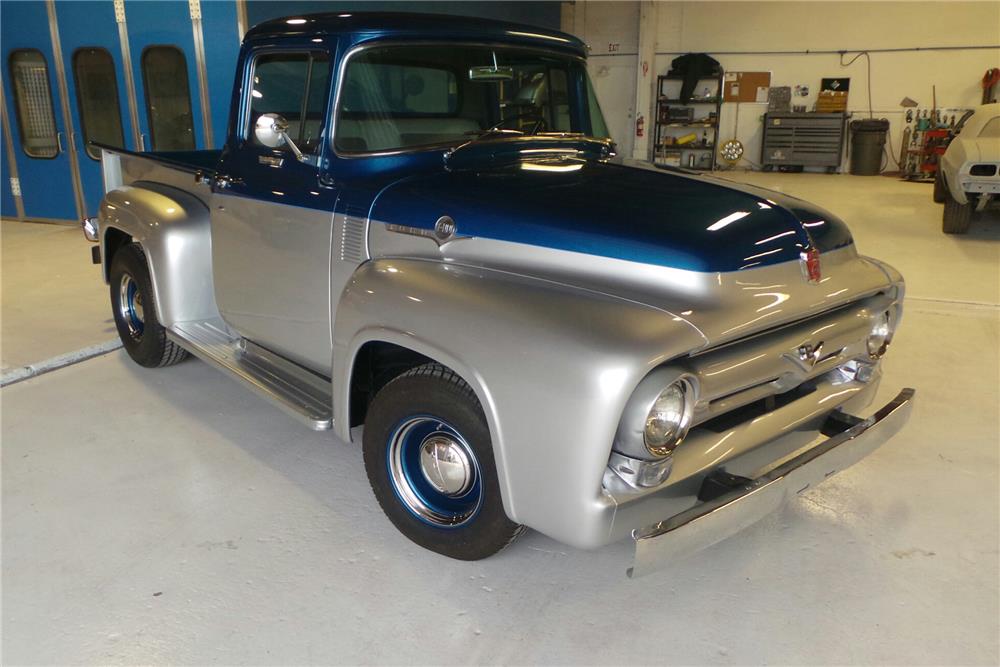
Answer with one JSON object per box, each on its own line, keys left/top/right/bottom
{"left": 168, "top": 319, "right": 333, "bottom": 430}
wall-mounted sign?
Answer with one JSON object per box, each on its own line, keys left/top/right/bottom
{"left": 608, "top": 42, "right": 620, "bottom": 53}
{"left": 821, "top": 77, "right": 850, "bottom": 92}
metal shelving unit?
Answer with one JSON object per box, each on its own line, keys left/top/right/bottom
{"left": 653, "top": 70, "right": 723, "bottom": 170}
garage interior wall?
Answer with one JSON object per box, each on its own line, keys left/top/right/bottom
{"left": 565, "top": 1, "right": 1000, "bottom": 168}
{"left": 247, "top": 1, "right": 562, "bottom": 33}
{"left": 563, "top": 1, "right": 640, "bottom": 157}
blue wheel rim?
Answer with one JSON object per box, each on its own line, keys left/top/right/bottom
{"left": 386, "top": 415, "right": 483, "bottom": 528}
{"left": 118, "top": 273, "right": 145, "bottom": 338}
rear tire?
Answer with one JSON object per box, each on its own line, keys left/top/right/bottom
{"left": 109, "top": 244, "right": 188, "bottom": 368}
{"left": 942, "top": 193, "right": 973, "bottom": 234}
{"left": 932, "top": 170, "right": 946, "bottom": 203}
{"left": 362, "top": 363, "right": 523, "bottom": 560}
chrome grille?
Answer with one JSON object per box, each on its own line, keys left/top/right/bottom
{"left": 685, "top": 292, "right": 893, "bottom": 426}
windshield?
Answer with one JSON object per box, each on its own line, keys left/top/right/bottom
{"left": 979, "top": 116, "right": 1000, "bottom": 138}
{"left": 334, "top": 44, "right": 609, "bottom": 154}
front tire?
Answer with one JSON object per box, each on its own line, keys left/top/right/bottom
{"left": 942, "top": 193, "right": 973, "bottom": 234}
{"left": 362, "top": 363, "right": 523, "bottom": 560}
{"left": 109, "top": 243, "right": 188, "bottom": 367}
{"left": 932, "top": 170, "right": 946, "bottom": 203}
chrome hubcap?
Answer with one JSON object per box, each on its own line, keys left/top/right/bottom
{"left": 419, "top": 435, "right": 473, "bottom": 496}
{"left": 386, "top": 416, "right": 482, "bottom": 527}
{"left": 118, "top": 273, "right": 144, "bottom": 338}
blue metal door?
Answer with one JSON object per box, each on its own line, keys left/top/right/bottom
{"left": 122, "top": 0, "right": 206, "bottom": 150}
{"left": 1, "top": 1, "right": 80, "bottom": 221}
{"left": 54, "top": 0, "right": 137, "bottom": 216}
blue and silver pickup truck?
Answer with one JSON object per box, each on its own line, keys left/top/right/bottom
{"left": 84, "top": 13, "right": 914, "bottom": 576}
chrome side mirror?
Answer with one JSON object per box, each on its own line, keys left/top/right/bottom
{"left": 254, "top": 113, "right": 305, "bottom": 161}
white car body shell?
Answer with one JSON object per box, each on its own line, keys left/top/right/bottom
{"left": 941, "top": 103, "right": 1000, "bottom": 205}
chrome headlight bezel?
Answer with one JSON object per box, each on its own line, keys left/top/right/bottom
{"left": 867, "top": 310, "right": 892, "bottom": 358}
{"left": 642, "top": 376, "right": 697, "bottom": 457}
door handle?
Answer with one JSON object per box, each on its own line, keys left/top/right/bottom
{"left": 56, "top": 131, "right": 64, "bottom": 154}
{"left": 213, "top": 174, "right": 244, "bottom": 189}
{"left": 139, "top": 133, "right": 146, "bottom": 152}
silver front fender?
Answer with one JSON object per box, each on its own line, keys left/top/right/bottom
{"left": 332, "top": 258, "right": 707, "bottom": 547}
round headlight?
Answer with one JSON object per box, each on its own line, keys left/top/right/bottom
{"left": 643, "top": 378, "right": 695, "bottom": 456}
{"left": 867, "top": 311, "right": 891, "bottom": 357}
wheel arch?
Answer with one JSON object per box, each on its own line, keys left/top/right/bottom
{"left": 331, "top": 258, "right": 707, "bottom": 537}
{"left": 99, "top": 183, "right": 220, "bottom": 328}
{"left": 336, "top": 327, "right": 514, "bottom": 515}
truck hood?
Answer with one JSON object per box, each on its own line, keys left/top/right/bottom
{"left": 369, "top": 155, "right": 854, "bottom": 273}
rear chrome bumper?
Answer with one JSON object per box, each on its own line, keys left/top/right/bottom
{"left": 628, "top": 387, "right": 915, "bottom": 578}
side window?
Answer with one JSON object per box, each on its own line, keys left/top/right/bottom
{"left": 547, "top": 68, "right": 571, "bottom": 132}
{"left": 584, "top": 73, "right": 610, "bottom": 139}
{"left": 141, "top": 46, "right": 195, "bottom": 151}
{"left": 72, "top": 48, "right": 125, "bottom": 159}
{"left": 249, "top": 51, "right": 330, "bottom": 154}
{"left": 8, "top": 49, "right": 59, "bottom": 158}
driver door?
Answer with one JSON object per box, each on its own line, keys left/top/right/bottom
{"left": 210, "top": 48, "right": 338, "bottom": 374}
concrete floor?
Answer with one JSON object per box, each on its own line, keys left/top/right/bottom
{"left": 1, "top": 220, "right": 115, "bottom": 372}
{"left": 2, "top": 174, "right": 998, "bottom": 665}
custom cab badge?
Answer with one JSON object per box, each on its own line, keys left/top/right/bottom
{"left": 386, "top": 215, "right": 468, "bottom": 247}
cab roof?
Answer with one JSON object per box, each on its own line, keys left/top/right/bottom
{"left": 244, "top": 12, "right": 588, "bottom": 57}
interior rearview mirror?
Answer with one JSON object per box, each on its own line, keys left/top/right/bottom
{"left": 469, "top": 65, "right": 514, "bottom": 82}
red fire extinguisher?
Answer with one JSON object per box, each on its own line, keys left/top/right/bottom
{"left": 636, "top": 114, "right": 645, "bottom": 137}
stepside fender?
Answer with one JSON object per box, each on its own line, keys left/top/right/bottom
{"left": 99, "top": 182, "right": 219, "bottom": 328}
{"left": 331, "top": 258, "right": 707, "bottom": 547}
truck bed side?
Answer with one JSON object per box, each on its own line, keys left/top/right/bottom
{"left": 96, "top": 144, "right": 220, "bottom": 206}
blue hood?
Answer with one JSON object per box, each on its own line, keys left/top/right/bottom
{"left": 370, "top": 155, "right": 853, "bottom": 273}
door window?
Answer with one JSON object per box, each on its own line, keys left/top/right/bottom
{"left": 249, "top": 51, "right": 330, "bottom": 154}
{"left": 72, "top": 48, "right": 125, "bottom": 159}
{"left": 141, "top": 46, "right": 195, "bottom": 150}
{"left": 8, "top": 49, "right": 59, "bottom": 158}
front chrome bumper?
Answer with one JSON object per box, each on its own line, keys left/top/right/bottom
{"left": 628, "top": 387, "right": 915, "bottom": 578}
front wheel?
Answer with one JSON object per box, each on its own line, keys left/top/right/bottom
{"left": 942, "top": 193, "right": 973, "bottom": 234}
{"left": 362, "top": 363, "right": 523, "bottom": 560}
{"left": 109, "top": 243, "right": 188, "bottom": 367}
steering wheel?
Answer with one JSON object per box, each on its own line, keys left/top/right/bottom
{"left": 485, "top": 112, "right": 548, "bottom": 135}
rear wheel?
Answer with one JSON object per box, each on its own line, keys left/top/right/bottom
{"left": 942, "top": 193, "right": 973, "bottom": 234}
{"left": 362, "top": 363, "right": 523, "bottom": 560}
{"left": 109, "top": 244, "right": 188, "bottom": 367}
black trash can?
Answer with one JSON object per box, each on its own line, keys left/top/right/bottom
{"left": 849, "top": 118, "right": 890, "bottom": 175}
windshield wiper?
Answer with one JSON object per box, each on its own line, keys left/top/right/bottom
{"left": 446, "top": 128, "right": 523, "bottom": 161}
